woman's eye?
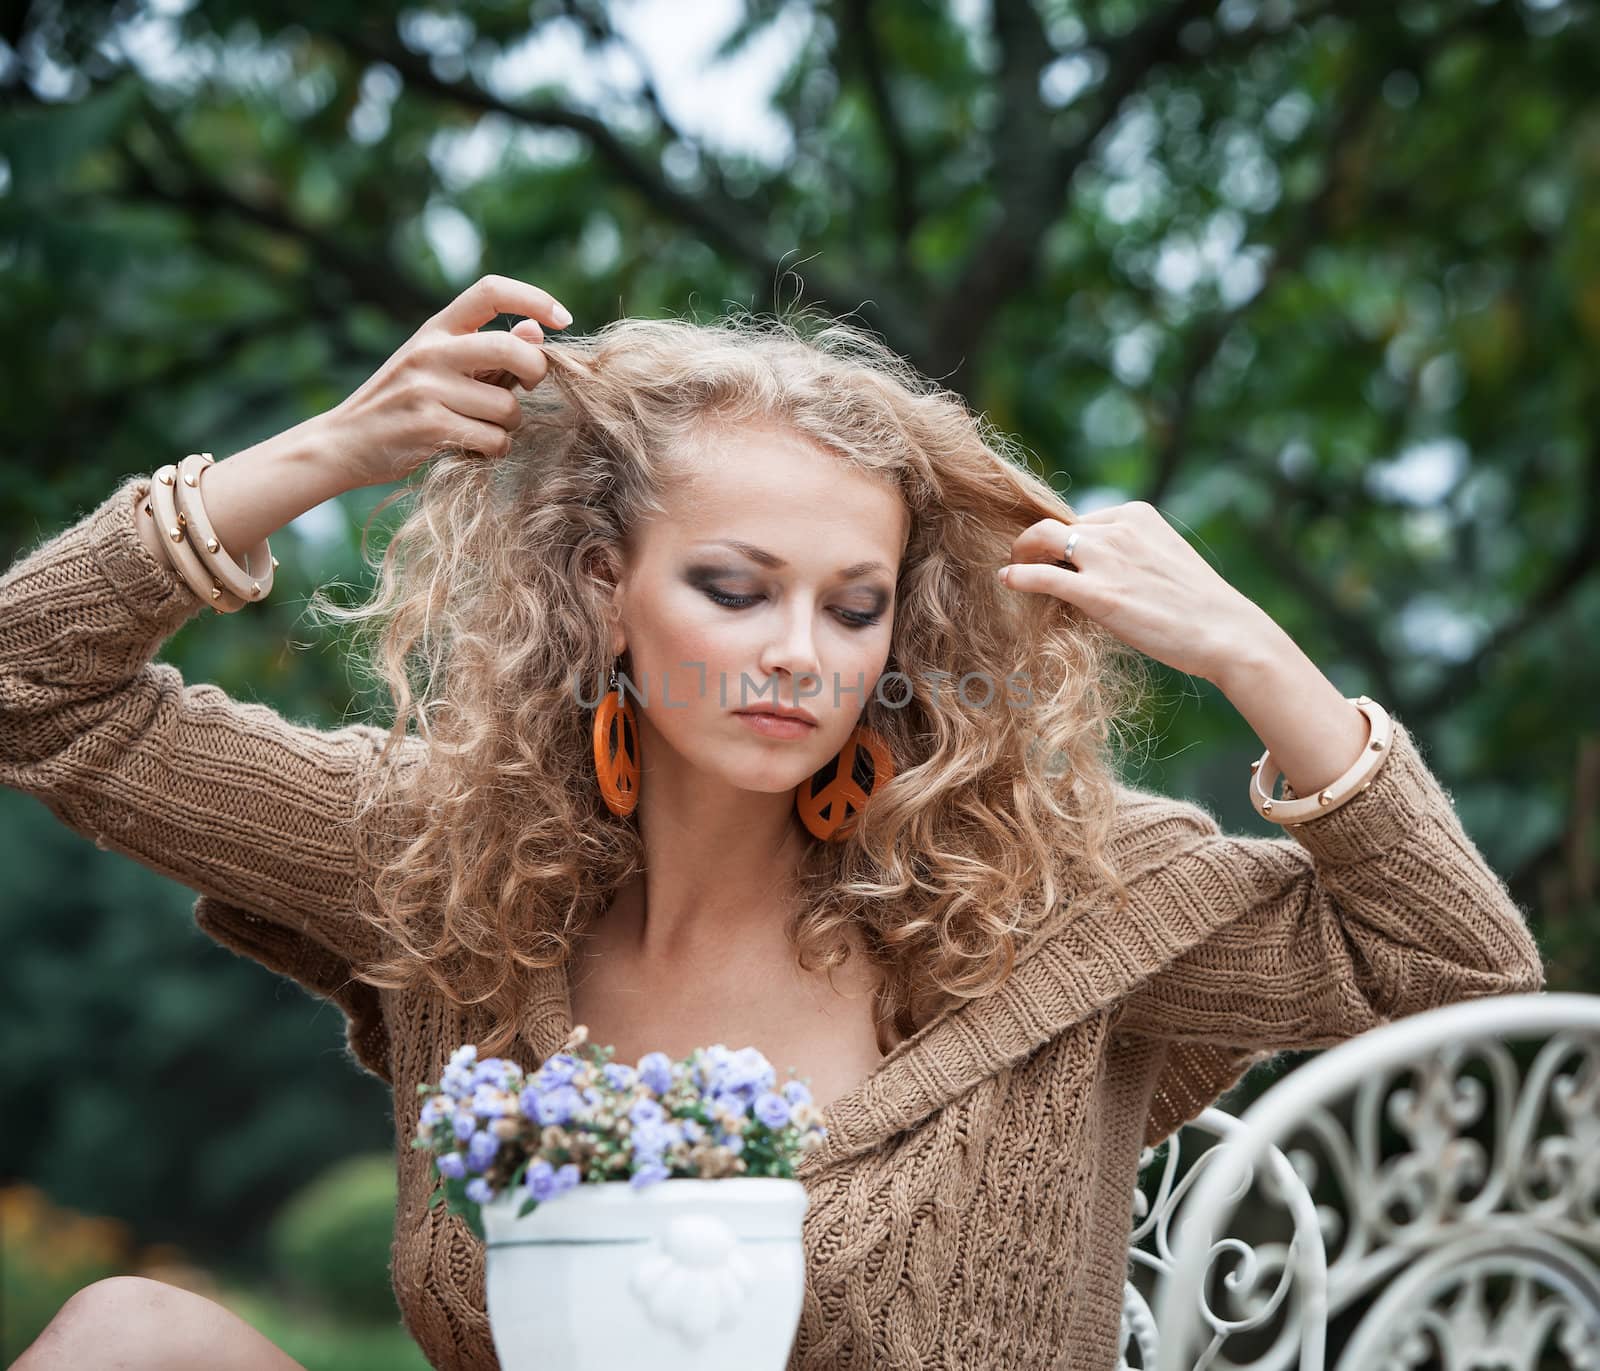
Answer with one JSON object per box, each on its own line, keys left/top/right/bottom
{"left": 703, "top": 587, "right": 760, "bottom": 609}
{"left": 702, "top": 587, "right": 881, "bottom": 629}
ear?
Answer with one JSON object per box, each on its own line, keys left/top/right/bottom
{"left": 582, "top": 548, "right": 628, "bottom": 659}
{"left": 609, "top": 595, "right": 626, "bottom": 659}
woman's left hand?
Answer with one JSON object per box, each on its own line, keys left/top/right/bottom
{"left": 997, "top": 502, "right": 1274, "bottom": 686}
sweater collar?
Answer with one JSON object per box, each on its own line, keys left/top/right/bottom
{"left": 791, "top": 892, "right": 1135, "bottom": 1171}
{"left": 508, "top": 884, "right": 1136, "bottom": 1175}
{"left": 511, "top": 786, "right": 1220, "bottom": 1172}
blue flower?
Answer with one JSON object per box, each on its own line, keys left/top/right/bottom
{"left": 465, "top": 1177, "right": 495, "bottom": 1205}
{"left": 555, "top": 1163, "right": 581, "bottom": 1194}
{"left": 781, "top": 1080, "right": 813, "bottom": 1108}
{"left": 441, "top": 1044, "right": 479, "bottom": 1096}
{"left": 418, "top": 1096, "right": 451, "bottom": 1128}
{"left": 637, "top": 1052, "right": 673, "bottom": 1095}
{"left": 754, "top": 1091, "right": 791, "bottom": 1129}
{"left": 707, "top": 1083, "right": 757, "bottom": 1117}
{"left": 630, "top": 1118, "right": 681, "bottom": 1158}
{"left": 524, "top": 1083, "right": 582, "bottom": 1127}
{"left": 534, "top": 1053, "right": 581, "bottom": 1089}
{"left": 698, "top": 1045, "right": 775, "bottom": 1105}
{"left": 436, "top": 1152, "right": 467, "bottom": 1179}
{"left": 466, "top": 1129, "right": 500, "bottom": 1173}
{"left": 682, "top": 1119, "right": 705, "bottom": 1145}
{"left": 629, "top": 1098, "right": 665, "bottom": 1128}
{"left": 697, "top": 1045, "right": 735, "bottom": 1084}
{"left": 601, "top": 1062, "right": 637, "bottom": 1091}
{"left": 709, "top": 1093, "right": 752, "bottom": 1127}
{"left": 471, "top": 1083, "right": 517, "bottom": 1119}
{"left": 630, "top": 1159, "right": 670, "bottom": 1189}
{"left": 452, "top": 1110, "right": 476, "bottom": 1142}
{"left": 471, "top": 1057, "right": 521, "bottom": 1090}
{"left": 524, "top": 1159, "right": 560, "bottom": 1202}
{"left": 731, "top": 1046, "right": 776, "bottom": 1090}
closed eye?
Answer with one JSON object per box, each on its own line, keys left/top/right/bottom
{"left": 702, "top": 588, "right": 882, "bottom": 629}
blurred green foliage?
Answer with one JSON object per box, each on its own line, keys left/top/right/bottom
{"left": 0, "top": 802, "right": 398, "bottom": 1271}
{"left": 213, "top": 1287, "right": 433, "bottom": 1371}
{"left": 1, "top": 1183, "right": 131, "bottom": 1362}
{"left": 1, "top": 1, "right": 1596, "bottom": 1359}
{"left": 267, "top": 1154, "right": 406, "bottom": 1324}
{"left": 0, "top": 1181, "right": 429, "bottom": 1371}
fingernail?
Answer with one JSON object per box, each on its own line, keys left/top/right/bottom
{"left": 552, "top": 303, "right": 573, "bottom": 327}
{"left": 997, "top": 566, "right": 1010, "bottom": 584}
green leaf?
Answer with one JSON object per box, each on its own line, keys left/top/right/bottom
{"left": 0, "top": 72, "right": 143, "bottom": 194}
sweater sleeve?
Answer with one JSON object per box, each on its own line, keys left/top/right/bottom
{"left": 0, "top": 474, "right": 397, "bottom": 976}
{"left": 1104, "top": 715, "right": 1547, "bottom": 1146}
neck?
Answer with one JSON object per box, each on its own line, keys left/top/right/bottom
{"left": 610, "top": 774, "right": 811, "bottom": 964}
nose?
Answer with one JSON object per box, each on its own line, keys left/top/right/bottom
{"left": 756, "top": 604, "right": 823, "bottom": 703}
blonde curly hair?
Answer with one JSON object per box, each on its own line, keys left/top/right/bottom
{"left": 309, "top": 308, "right": 1154, "bottom": 1059}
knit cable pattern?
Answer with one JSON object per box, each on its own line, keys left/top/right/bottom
{"left": 0, "top": 477, "right": 1547, "bottom": 1371}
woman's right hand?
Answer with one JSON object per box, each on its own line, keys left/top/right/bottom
{"left": 320, "top": 274, "right": 573, "bottom": 490}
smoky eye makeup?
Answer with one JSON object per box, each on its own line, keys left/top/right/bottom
{"left": 684, "top": 566, "right": 891, "bottom": 619}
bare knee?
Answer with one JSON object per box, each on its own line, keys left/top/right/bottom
{"left": 16, "top": 1278, "right": 189, "bottom": 1371}
{"left": 13, "top": 1275, "right": 306, "bottom": 1371}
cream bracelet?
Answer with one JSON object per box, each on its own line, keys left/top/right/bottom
{"left": 171, "top": 452, "right": 277, "bottom": 604}
{"left": 1248, "top": 695, "right": 1393, "bottom": 829}
{"left": 148, "top": 462, "right": 247, "bottom": 612}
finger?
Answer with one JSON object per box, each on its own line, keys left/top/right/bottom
{"left": 436, "top": 374, "right": 527, "bottom": 430}
{"left": 435, "top": 408, "right": 516, "bottom": 459}
{"left": 512, "top": 318, "right": 545, "bottom": 342}
{"left": 441, "top": 330, "right": 551, "bottom": 391}
{"left": 1009, "top": 518, "right": 1090, "bottom": 567}
{"left": 435, "top": 273, "right": 573, "bottom": 336}
{"left": 997, "top": 560, "right": 1092, "bottom": 606}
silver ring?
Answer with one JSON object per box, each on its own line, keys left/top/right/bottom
{"left": 1058, "top": 530, "right": 1080, "bottom": 567}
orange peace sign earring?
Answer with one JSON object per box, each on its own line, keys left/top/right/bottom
{"left": 795, "top": 721, "right": 895, "bottom": 842}
{"left": 592, "top": 661, "right": 640, "bottom": 817}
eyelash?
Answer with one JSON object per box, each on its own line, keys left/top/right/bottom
{"left": 703, "top": 588, "right": 882, "bottom": 629}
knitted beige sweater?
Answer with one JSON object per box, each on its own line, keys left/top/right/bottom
{"left": 1, "top": 475, "right": 1547, "bottom": 1371}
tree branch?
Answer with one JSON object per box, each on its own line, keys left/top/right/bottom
{"left": 1139, "top": 0, "right": 1517, "bottom": 507}
{"left": 838, "top": 0, "right": 919, "bottom": 247}
{"left": 120, "top": 98, "right": 441, "bottom": 327}
{"left": 332, "top": 18, "right": 925, "bottom": 346}
{"left": 1142, "top": 51, "right": 1387, "bottom": 507}
{"left": 924, "top": 0, "right": 1213, "bottom": 390}
{"left": 554, "top": 0, "right": 764, "bottom": 223}
{"left": 1414, "top": 431, "right": 1600, "bottom": 718}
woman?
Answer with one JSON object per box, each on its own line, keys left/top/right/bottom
{"left": 1, "top": 274, "right": 1544, "bottom": 1370}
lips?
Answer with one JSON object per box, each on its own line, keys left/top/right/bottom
{"left": 735, "top": 704, "right": 818, "bottom": 726}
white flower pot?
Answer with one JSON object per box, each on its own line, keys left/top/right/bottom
{"left": 481, "top": 1176, "right": 809, "bottom": 1371}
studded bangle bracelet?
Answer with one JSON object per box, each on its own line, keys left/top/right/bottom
{"left": 147, "top": 462, "right": 248, "bottom": 613}
{"left": 170, "top": 452, "right": 277, "bottom": 604}
{"left": 1248, "top": 695, "right": 1393, "bottom": 829}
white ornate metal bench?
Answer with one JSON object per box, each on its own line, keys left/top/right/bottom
{"left": 1118, "top": 992, "right": 1600, "bottom": 1371}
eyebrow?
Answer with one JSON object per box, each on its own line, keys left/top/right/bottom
{"left": 696, "top": 540, "right": 892, "bottom": 580}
